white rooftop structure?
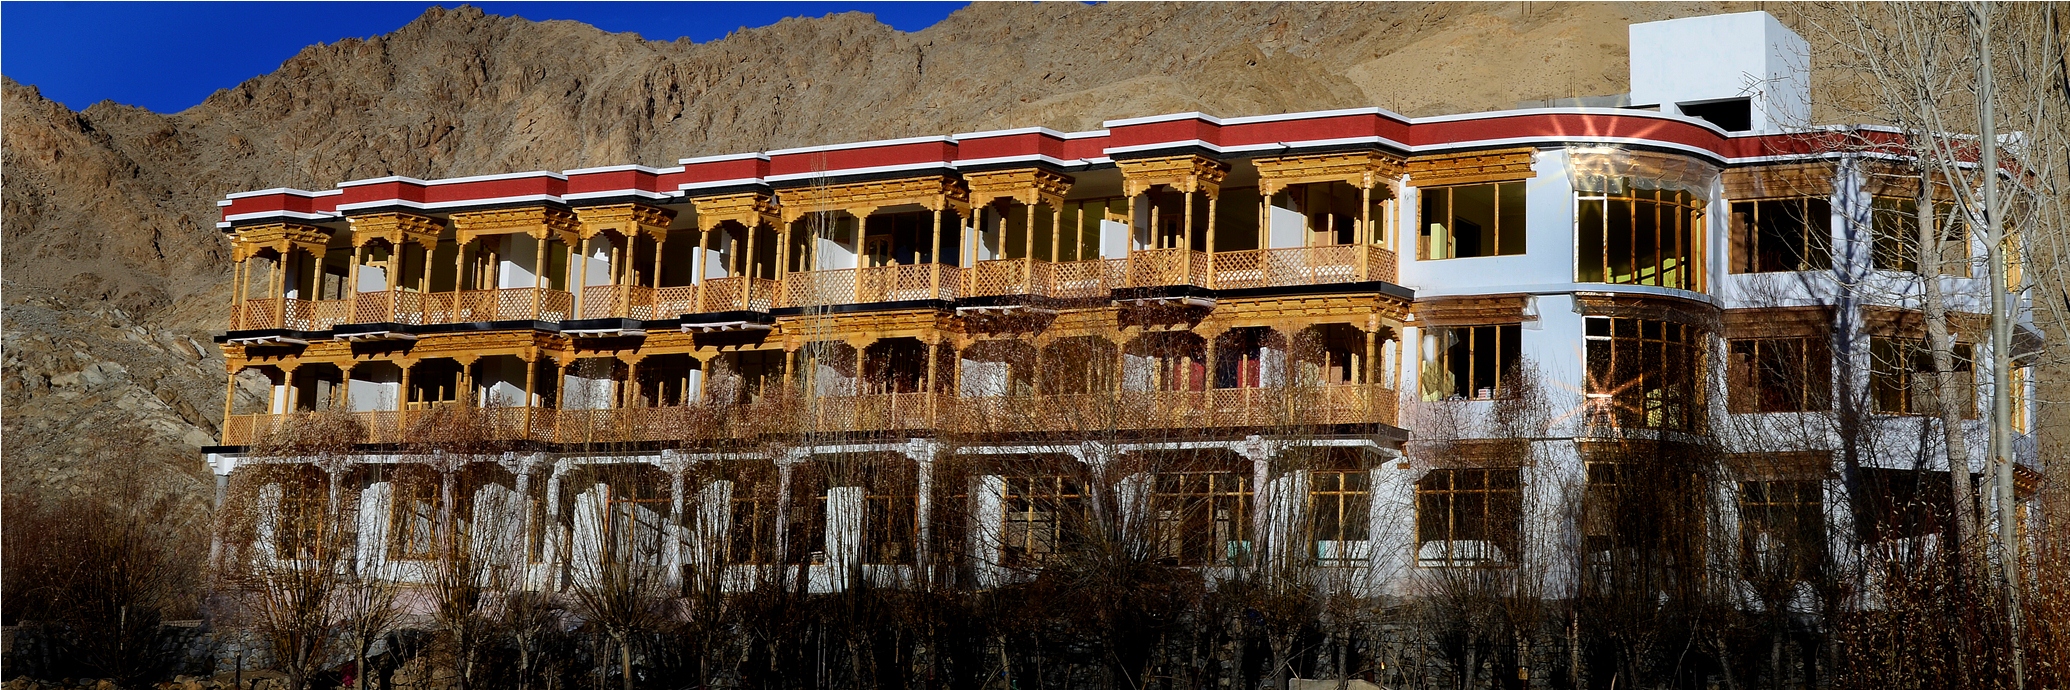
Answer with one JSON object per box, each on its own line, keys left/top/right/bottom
{"left": 1629, "top": 11, "right": 1811, "bottom": 133}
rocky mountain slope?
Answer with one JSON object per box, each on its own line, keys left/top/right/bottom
{"left": 5, "top": 1, "right": 1805, "bottom": 504}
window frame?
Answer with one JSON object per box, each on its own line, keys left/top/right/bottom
{"left": 1583, "top": 316, "right": 1704, "bottom": 432}
{"left": 1726, "top": 336, "right": 1832, "bottom": 413}
{"left": 1414, "top": 467, "right": 1522, "bottom": 567}
{"left": 1147, "top": 469, "right": 1253, "bottom": 567}
{"left": 1869, "top": 335, "right": 1975, "bottom": 417}
{"left": 387, "top": 478, "right": 442, "bottom": 561}
{"left": 1420, "top": 323, "right": 1523, "bottom": 401}
{"left": 275, "top": 475, "right": 334, "bottom": 561}
{"left": 1737, "top": 479, "right": 1827, "bottom": 581}
{"left": 1577, "top": 184, "right": 1707, "bottom": 290}
{"left": 1000, "top": 473, "right": 1087, "bottom": 568}
{"left": 1418, "top": 181, "right": 1527, "bottom": 260}
{"left": 1308, "top": 469, "right": 1372, "bottom": 564}
{"left": 1728, "top": 196, "right": 1832, "bottom": 274}
{"left": 1870, "top": 195, "right": 1970, "bottom": 277}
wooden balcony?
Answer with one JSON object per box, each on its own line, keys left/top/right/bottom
{"left": 689, "top": 277, "right": 779, "bottom": 314}
{"left": 218, "top": 384, "right": 1398, "bottom": 447}
{"left": 780, "top": 264, "right": 962, "bottom": 308}
{"left": 1208, "top": 245, "right": 1398, "bottom": 290}
{"left": 968, "top": 259, "right": 1052, "bottom": 298}
{"left": 226, "top": 248, "right": 1401, "bottom": 333}
{"left": 231, "top": 298, "right": 352, "bottom": 331}
{"left": 228, "top": 288, "right": 575, "bottom": 332}
{"left": 1125, "top": 248, "right": 1211, "bottom": 289}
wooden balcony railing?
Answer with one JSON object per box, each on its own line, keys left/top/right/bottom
{"left": 859, "top": 263, "right": 961, "bottom": 303}
{"left": 228, "top": 288, "right": 574, "bottom": 332}
{"left": 782, "top": 264, "right": 961, "bottom": 308}
{"left": 1048, "top": 258, "right": 1127, "bottom": 300}
{"left": 230, "top": 298, "right": 353, "bottom": 331}
{"left": 227, "top": 248, "right": 1397, "bottom": 333}
{"left": 779, "top": 268, "right": 857, "bottom": 309}
{"left": 692, "top": 277, "right": 780, "bottom": 314}
{"left": 220, "top": 384, "right": 1397, "bottom": 446}
{"left": 1208, "top": 245, "right": 1398, "bottom": 289}
{"left": 1125, "top": 248, "right": 1210, "bottom": 289}
{"left": 578, "top": 285, "right": 658, "bottom": 320}
{"left": 967, "top": 259, "right": 1052, "bottom": 298}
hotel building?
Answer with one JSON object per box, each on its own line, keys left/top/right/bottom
{"left": 206, "top": 12, "right": 2039, "bottom": 594}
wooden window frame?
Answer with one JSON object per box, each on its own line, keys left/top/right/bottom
{"left": 1726, "top": 336, "right": 1832, "bottom": 413}
{"left": 1148, "top": 470, "right": 1253, "bottom": 567}
{"left": 1421, "top": 323, "right": 1522, "bottom": 401}
{"left": 1869, "top": 195, "right": 1971, "bottom": 277}
{"left": 1728, "top": 196, "right": 1831, "bottom": 274}
{"left": 276, "top": 475, "right": 333, "bottom": 561}
{"left": 1579, "top": 185, "right": 1707, "bottom": 290}
{"left": 1737, "top": 478, "right": 1826, "bottom": 580}
{"left": 603, "top": 480, "right": 671, "bottom": 566}
{"left": 1000, "top": 473, "right": 1086, "bottom": 568}
{"left": 1418, "top": 181, "right": 1526, "bottom": 260}
{"left": 1414, "top": 467, "right": 1521, "bottom": 567}
{"left": 1584, "top": 316, "right": 1704, "bottom": 432}
{"left": 1309, "top": 469, "right": 1371, "bottom": 564}
{"left": 1869, "top": 335, "right": 1975, "bottom": 417}
{"left": 387, "top": 478, "right": 442, "bottom": 561}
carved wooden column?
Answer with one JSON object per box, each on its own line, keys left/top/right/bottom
{"left": 1359, "top": 185, "right": 1373, "bottom": 281}
{"left": 1050, "top": 201, "right": 1063, "bottom": 264}
{"left": 282, "top": 363, "right": 301, "bottom": 413}
{"left": 398, "top": 359, "right": 415, "bottom": 413}
{"left": 743, "top": 219, "right": 759, "bottom": 280}
{"left": 1364, "top": 326, "right": 1379, "bottom": 385}
{"left": 924, "top": 339, "right": 941, "bottom": 425}
{"left": 652, "top": 233, "right": 666, "bottom": 286}
{"left": 930, "top": 207, "right": 944, "bottom": 299}
{"left": 693, "top": 227, "right": 711, "bottom": 309}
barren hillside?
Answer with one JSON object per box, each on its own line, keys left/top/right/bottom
{"left": 7, "top": 1, "right": 1812, "bottom": 502}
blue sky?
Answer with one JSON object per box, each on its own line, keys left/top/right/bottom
{"left": 2, "top": 2, "right": 969, "bottom": 113}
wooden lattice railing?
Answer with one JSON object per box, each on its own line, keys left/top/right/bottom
{"left": 229, "top": 247, "right": 1398, "bottom": 332}
{"left": 578, "top": 285, "right": 658, "bottom": 320}
{"left": 1125, "top": 248, "right": 1210, "bottom": 289}
{"left": 221, "top": 384, "right": 1397, "bottom": 446}
{"left": 1048, "top": 258, "right": 1127, "bottom": 300}
{"left": 859, "top": 263, "right": 957, "bottom": 302}
{"left": 779, "top": 268, "right": 857, "bottom": 308}
{"left": 1208, "top": 245, "right": 1398, "bottom": 289}
{"left": 967, "top": 259, "right": 1054, "bottom": 298}
{"left": 691, "top": 277, "right": 779, "bottom": 314}
{"left": 782, "top": 264, "right": 959, "bottom": 308}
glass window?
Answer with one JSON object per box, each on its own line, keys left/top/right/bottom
{"left": 1419, "top": 324, "right": 1521, "bottom": 401}
{"left": 726, "top": 466, "right": 778, "bottom": 566}
{"left": 1148, "top": 470, "right": 1252, "bottom": 566}
{"left": 1729, "top": 197, "right": 1831, "bottom": 273}
{"left": 1579, "top": 186, "right": 1706, "bottom": 289}
{"left": 1871, "top": 196, "right": 1970, "bottom": 277}
{"left": 793, "top": 459, "right": 918, "bottom": 566}
{"left": 1869, "top": 336, "right": 1974, "bottom": 416}
{"left": 1419, "top": 181, "right": 1526, "bottom": 259}
{"left": 1309, "top": 470, "right": 1371, "bottom": 564}
{"left": 1415, "top": 468, "right": 1520, "bottom": 566}
{"left": 1727, "top": 337, "right": 1831, "bottom": 413}
{"left": 275, "top": 474, "right": 333, "bottom": 561}
{"left": 1584, "top": 316, "right": 1703, "bottom": 431}
{"left": 604, "top": 479, "right": 670, "bottom": 565}
{"left": 1001, "top": 474, "right": 1085, "bottom": 568}
{"left": 387, "top": 479, "right": 441, "bottom": 560}
{"left": 1738, "top": 479, "right": 1825, "bottom": 581}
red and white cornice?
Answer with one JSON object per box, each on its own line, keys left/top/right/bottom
{"left": 218, "top": 106, "right": 1891, "bottom": 229}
